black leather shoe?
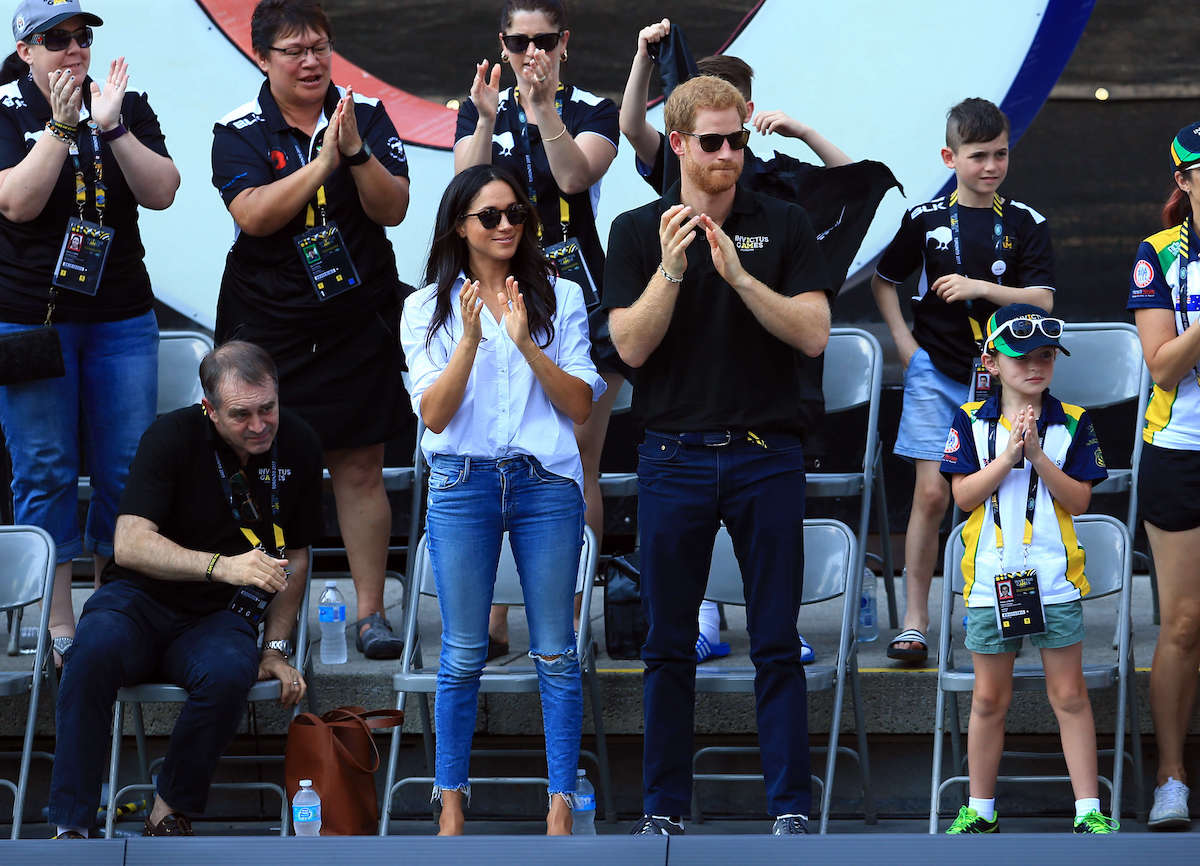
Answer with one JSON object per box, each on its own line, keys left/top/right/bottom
{"left": 355, "top": 612, "right": 405, "bottom": 660}
{"left": 143, "top": 812, "right": 193, "bottom": 836}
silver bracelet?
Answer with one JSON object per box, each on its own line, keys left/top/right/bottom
{"left": 658, "top": 263, "right": 683, "bottom": 284}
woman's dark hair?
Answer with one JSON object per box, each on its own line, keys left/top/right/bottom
{"left": 250, "top": 0, "right": 332, "bottom": 58}
{"left": 1163, "top": 183, "right": 1191, "bottom": 228}
{"left": 500, "top": 0, "right": 567, "bottom": 32}
{"left": 423, "top": 165, "right": 556, "bottom": 351}
{"left": 0, "top": 51, "right": 28, "bottom": 85}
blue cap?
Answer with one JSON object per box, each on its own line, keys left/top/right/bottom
{"left": 1171, "top": 121, "right": 1200, "bottom": 177}
{"left": 12, "top": 0, "right": 101, "bottom": 44}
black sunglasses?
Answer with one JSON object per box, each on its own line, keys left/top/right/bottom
{"left": 28, "top": 26, "right": 93, "bottom": 52}
{"left": 501, "top": 31, "right": 562, "bottom": 54}
{"left": 229, "top": 470, "right": 261, "bottom": 523}
{"left": 462, "top": 203, "right": 529, "bottom": 230}
{"left": 679, "top": 129, "right": 751, "bottom": 153}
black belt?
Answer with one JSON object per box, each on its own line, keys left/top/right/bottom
{"left": 649, "top": 429, "right": 780, "bottom": 449}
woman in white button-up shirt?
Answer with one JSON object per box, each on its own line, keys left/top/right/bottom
{"left": 400, "top": 164, "right": 604, "bottom": 836}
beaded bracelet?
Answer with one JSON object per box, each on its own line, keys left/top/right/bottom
{"left": 206, "top": 552, "right": 221, "bottom": 581}
{"left": 43, "top": 121, "right": 74, "bottom": 145}
{"left": 658, "top": 263, "right": 683, "bottom": 284}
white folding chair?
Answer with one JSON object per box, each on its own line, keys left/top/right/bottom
{"left": 807, "top": 328, "right": 897, "bottom": 627}
{"left": 103, "top": 560, "right": 313, "bottom": 838}
{"left": 379, "top": 527, "right": 611, "bottom": 833}
{"left": 929, "top": 514, "right": 1142, "bottom": 832}
{"left": 0, "top": 525, "right": 56, "bottom": 838}
{"left": 689, "top": 518, "right": 873, "bottom": 833}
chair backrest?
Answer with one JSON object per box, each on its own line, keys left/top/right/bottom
{"left": 944, "top": 513, "right": 1130, "bottom": 600}
{"left": 157, "top": 331, "right": 214, "bottom": 415}
{"left": 0, "top": 525, "right": 55, "bottom": 612}
{"left": 1052, "top": 323, "right": 1145, "bottom": 410}
{"left": 611, "top": 379, "right": 634, "bottom": 415}
{"left": 821, "top": 328, "right": 882, "bottom": 414}
{"left": 704, "top": 519, "right": 855, "bottom": 607}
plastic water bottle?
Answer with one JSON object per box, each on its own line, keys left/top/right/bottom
{"left": 571, "top": 769, "right": 596, "bottom": 835}
{"left": 318, "top": 581, "right": 347, "bottom": 664}
{"left": 858, "top": 568, "right": 879, "bottom": 642}
{"left": 292, "top": 779, "right": 321, "bottom": 836}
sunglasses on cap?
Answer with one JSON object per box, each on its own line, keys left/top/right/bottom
{"left": 986, "top": 315, "right": 1064, "bottom": 345}
{"left": 679, "top": 129, "right": 751, "bottom": 153}
{"left": 27, "top": 26, "right": 93, "bottom": 51}
{"left": 462, "top": 203, "right": 529, "bottom": 230}
{"left": 501, "top": 31, "right": 562, "bottom": 54}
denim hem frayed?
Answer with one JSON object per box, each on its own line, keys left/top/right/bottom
{"left": 431, "top": 783, "right": 471, "bottom": 805}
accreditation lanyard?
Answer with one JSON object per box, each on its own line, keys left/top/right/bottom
{"left": 213, "top": 446, "right": 285, "bottom": 558}
{"left": 986, "top": 418, "right": 1043, "bottom": 562}
{"left": 1176, "top": 216, "right": 1200, "bottom": 383}
{"left": 68, "top": 121, "right": 105, "bottom": 223}
{"left": 513, "top": 85, "right": 571, "bottom": 243}
{"left": 949, "top": 190, "right": 1005, "bottom": 346}
{"left": 291, "top": 140, "right": 328, "bottom": 229}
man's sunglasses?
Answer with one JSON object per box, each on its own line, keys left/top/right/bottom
{"left": 462, "top": 203, "right": 529, "bottom": 230}
{"left": 501, "top": 31, "right": 563, "bottom": 54}
{"left": 27, "top": 26, "right": 93, "bottom": 52}
{"left": 986, "top": 315, "right": 1065, "bottom": 345}
{"left": 229, "top": 470, "right": 261, "bottom": 523}
{"left": 679, "top": 129, "right": 751, "bottom": 153}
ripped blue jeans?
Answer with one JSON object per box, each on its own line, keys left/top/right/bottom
{"left": 425, "top": 453, "right": 584, "bottom": 799}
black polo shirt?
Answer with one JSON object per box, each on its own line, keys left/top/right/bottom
{"left": 603, "top": 182, "right": 832, "bottom": 434}
{"left": 212, "top": 81, "right": 409, "bottom": 329}
{"left": 107, "top": 404, "right": 324, "bottom": 617}
{"left": 0, "top": 74, "right": 169, "bottom": 324}
{"left": 876, "top": 193, "right": 1055, "bottom": 383}
{"left": 456, "top": 84, "right": 618, "bottom": 306}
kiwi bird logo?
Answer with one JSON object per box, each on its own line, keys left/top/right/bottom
{"left": 926, "top": 226, "right": 952, "bottom": 251}
{"left": 493, "top": 131, "right": 515, "bottom": 157}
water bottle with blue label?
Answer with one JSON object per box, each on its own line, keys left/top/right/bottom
{"left": 318, "top": 580, "right": 347, "bottom": 664}
{"left": 571, "top": 769, "right": 596, "bottom": 835}
{"left": 858, "top": 568, "right": 879, "bottom": 642}
{"left": 292, "top": 779, "right": 321, "bottom": 836}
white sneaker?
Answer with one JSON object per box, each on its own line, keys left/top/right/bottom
{"left": 1148, "top": 777, "right": 1191, "bottom": 830}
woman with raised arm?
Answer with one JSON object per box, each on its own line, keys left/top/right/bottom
{"left": 211, "top": 0, "right": 412, "bottom": 659}
{"left": 400, "top": 164, "right": 604, "bottom": 835}
{"left": 0, "top": 0, "right": 178, "bottom": 665}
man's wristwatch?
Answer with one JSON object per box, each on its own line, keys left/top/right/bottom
{"left": 263, "top": 639, "right": 293, "bottom": 660}
{"left": 345, "top": 141, "right": 372, "bottom": 166}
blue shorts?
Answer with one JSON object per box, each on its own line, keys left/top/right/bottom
{"left": 894, "top": 348, "right": 972, "bottom": 462}
{"left": 965, "top": 600, "right": 1085, "bottom": 654}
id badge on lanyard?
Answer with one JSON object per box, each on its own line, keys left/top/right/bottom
{"left": 291, "top": 138, "right": 361, "bottom": 302}
{"left": 214, "top": 447, "right": 287, "bottom": 627}
{"left": 1175, "top": 216, "right": 1200, "bottom": 382}
{"left": 950, "top": 191, "right": 1005, "bottom": 401}
{"left": 52, "top": 122, "right": 114, "bottom": 295}
{"left": 986, "top": 419, "right": 1047, "bottom": 638}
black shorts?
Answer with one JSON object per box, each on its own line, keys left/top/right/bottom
{"left": 1139, "top": 442, "right": 1200, "bottom": 532}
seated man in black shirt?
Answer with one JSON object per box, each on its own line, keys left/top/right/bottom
{"left": 47, "top": 341, "right": 323, "bottom": 839}
{"left": 606, "top": 75, "right": 832, "bottom": 836}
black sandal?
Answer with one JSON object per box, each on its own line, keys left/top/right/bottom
{"left": 355, "top": 612, "right": 405, "bottom": 660}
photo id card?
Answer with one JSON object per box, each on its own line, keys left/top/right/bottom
{"left": 973, "top": 362, "right": 993, "bottom": 402}
{"left": 228, "top": 585, "right": 274, "bottom": 627}
{"left": 294, "top": 222, "right": 361, "bottom": 302}
{"left": 993, "top": 569, "right": 1046, "bottom": 639}
{"left": 52, "top": 216, "right": 114, "bottom": 296}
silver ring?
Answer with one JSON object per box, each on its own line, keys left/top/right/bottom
{"left": 536, "top": 75, "right": 546, "bottom": 82}
{"left": 292, "top": 680, "right": 299, "bottom": 686}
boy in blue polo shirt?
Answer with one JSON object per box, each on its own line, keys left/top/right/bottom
{"left": 873, "top": 98, "right": 1055, "bottom": 664}
{"left": 939, "top": 303, "right": 1114, "bottom": 834}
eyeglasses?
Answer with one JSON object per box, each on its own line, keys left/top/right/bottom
{"left": 229, "top": 470, "right": 261, "bottom": 523}
{"left": 462, "top": 203, "right": 529, "bottom": 230}
{"left": 270, "top": 40, "right": 333, "bottom": 60}
{"left": 986, "top": 315, "right": 1064, "bottom": 346}
{"left": 679, "top": 129, "right": 751, "bottom": 153}
{"left": 501, "top": 31, "right": 563, "bottom": 54}
{"left": 27, "top": 26, "right": 93, "bottom": 52}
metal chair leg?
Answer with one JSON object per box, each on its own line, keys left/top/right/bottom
{"left": 584, "top": 667, "right": 616, "bottom": 822}
{"left": 849, "top": 665, "right": 876, "bottom": 823}
{"left": 105, "top": 700, "right": 122, "bottom": 839}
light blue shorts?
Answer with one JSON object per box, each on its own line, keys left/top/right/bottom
{"left": 893, "top": 348, "right": 972, "bottom": 462}
{"left": 965, "top": 600, "right": 1085, "bottom": 654}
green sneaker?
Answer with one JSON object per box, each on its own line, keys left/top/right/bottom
{"left": 1073, "top": 810, "right": 1119, "bottom": 834}
{"left": 946, "top": 805, "right": 999, "bottom": 834}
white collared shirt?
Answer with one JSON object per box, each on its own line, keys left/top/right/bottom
{"left": 400, "top": 274, "right": 605, "bottom": 490}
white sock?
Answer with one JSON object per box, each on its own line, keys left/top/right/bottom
{"left": 56, "top": 825, "right": 86, "bottom": 838}
{"left": 698, "top": 600, "right": 721, "bottom": 644}
{"left": 968, "top": 797, "right": 995, "bottom": 820}
{"left": 1075, "top": 797, "right": 1101, "bottom": 818}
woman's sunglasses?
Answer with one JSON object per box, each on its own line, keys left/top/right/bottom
{"left": 986, "top": 315, "right": 1065, "bottom": 345}
{"left": 679, "top": 129, "right": 751, "bottom": 153}
{"left": 462, "top": 203, "right": 529, "bottom": 230}
{"left": 501, "top": 31, "right": 563, "bottom": 54}
{"left": 27, "top": 26, "right": 93, "bottom": 52}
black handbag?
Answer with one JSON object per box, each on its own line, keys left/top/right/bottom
{"left": 0, "top": 289, "right": 64, "bottom": 385}
{"left": 603, "top": 552, "right": 648, "bottom": 660}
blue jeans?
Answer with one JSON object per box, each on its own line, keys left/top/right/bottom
{"left": 637, "top": 430, "right": 810, "bottom": 818}
{"left": 48, "top": 579, "right": 259, "bottom": 830}
{"left": 425, "top": 453, "right": 584, "bottom": 799}
{"left": 0, "top": 311, "right": 158, "bottom": 561}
